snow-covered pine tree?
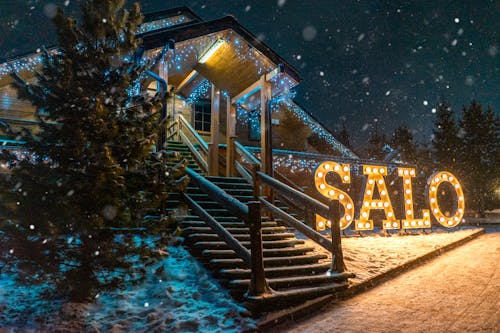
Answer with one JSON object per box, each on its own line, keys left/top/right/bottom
{"left": 0, "top": 0, "right": 186, "bottom": 301}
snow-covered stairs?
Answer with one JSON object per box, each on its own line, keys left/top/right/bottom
{"left": 181, "top": 176, "right": 352, "bottom": 312}
{"left": 166, "top": 140, "right": 204, "bottom": 174}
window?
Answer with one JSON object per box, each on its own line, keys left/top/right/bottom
{"left": 193, "top": 100, "right": 211, "bottom": 132}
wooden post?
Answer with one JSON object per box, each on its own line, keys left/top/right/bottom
{"left": 328, "top": 200, "right": 347, "bottom": 274}
{"left": 260, "top": 75, "right": 273, "bottom": 178}
{"left": 209, "top": 84, "right": 220, "bottom": 176}
{"left": 246, "top": 201, "right": 272, "bottom": 298}
{"left": 251, "top": 164, "right": 260, "bottom": 200}
{"left": 226, "top": 97, "right": 237, "bottom": 177}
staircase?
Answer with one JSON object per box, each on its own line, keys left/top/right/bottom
{"left": 166, "top": 140, "right": 204, "bottom": 174}
{"left": 181, "top": 175, "right": 351, "bottom": 311}
{"left": 166, "top": 139, "right": 352, "bottom": 312}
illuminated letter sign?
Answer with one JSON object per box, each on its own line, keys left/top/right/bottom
{"left": 427, "top": 171, "right": 464, "bottom": 227}
{"left": 314, "top": 162, "right": 355, "bottom": 230}
{"left": 398, "top": 167, "right": 431, "bottom": 229}
{"left": 314, "top": 163, "right": 465, "bottom": 231}
{"left": 356, "top": 165, "right": 399, "bottom": 230}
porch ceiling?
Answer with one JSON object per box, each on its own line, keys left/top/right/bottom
{"left": 146, "top": 29, "right": 298, "bottom": 103}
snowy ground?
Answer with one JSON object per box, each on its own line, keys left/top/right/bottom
{"left": 0, "top": 245, "right": 256, "bottom": 333}
{"left": 279, "top": 231, "right": 499, "bottom": 332}
{"left": 0, "top": 228, "right": 488, "bottom": 332}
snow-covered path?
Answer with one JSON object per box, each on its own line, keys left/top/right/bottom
{"left": 280, "top": 232, "right": 500, "bottom": 333}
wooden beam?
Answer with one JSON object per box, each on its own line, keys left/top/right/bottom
{"left": 231, "top": 67, "right": 280, "bottom": 104}
{"left": 176, "top": 70, "right": 198, "bottom": 92}
{"left": 231, "top": 78, "right": 261, "bottom": 104}
{"left": 226, "top": 96, "right": 237, "bottom": 177}
{"left": 209, "top": 84, "right": 220, "bottom": 176}
{"left": 260, "top": 74, "right": 273, "bottom": 178}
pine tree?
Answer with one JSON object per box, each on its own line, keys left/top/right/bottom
{"left": 0, "top": 0, "right": 186, "bottom": 301}
{"left": 367, "top": 123, "right": 387, "bottom": 160}
{"left": 458, "top": 100, "right": 499, "bottom": 216}
{"left": 391, "top": 125, "right": 417, "bottom": 164}
{"left": 336, "top": 122, "right": 351, "bottom": 150}
{"left": 432, "top": 101, "right": 459, "bottom": 171}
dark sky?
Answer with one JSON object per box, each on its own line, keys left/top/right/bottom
{"left": 0, "top": 0, "right": 498, "bottom": 149}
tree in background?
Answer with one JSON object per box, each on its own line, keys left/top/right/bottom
{"left": 336, "top": 122, "right": 352, "bottom": 150}
{"left": 458, "top": 100, "right": 499, "bottom": 216}
{"left": 432, "top": 101, "right": 459, "bottom": 172}
{"left": 391, "top": 125, "right": 417, "bottom": 164}
{"left": 367, "top": 123, "right": 387, "bottom": 160}
{"left": 0, "top": 0, "right": 186, "bottom": 301}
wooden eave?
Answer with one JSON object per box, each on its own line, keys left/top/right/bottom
{"left": 141, "top": 15, "right": 302, "bottom": 84}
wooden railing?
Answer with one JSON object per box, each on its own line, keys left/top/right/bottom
{"left": 232, "top": 141, "right": 319, "bottom": 225}
{"left": 183, "top": 167, "right": 272, "bottom": 298}
{"left": 177, "top": 114, "right": 209, "bottom": 172}
{"left": 255, "top": 170, "right": 348, "bottom": 274}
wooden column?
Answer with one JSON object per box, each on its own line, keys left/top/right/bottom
{"left": 226, "top": 97, "right": 237, "bottom": 177}
{"left": 209, "top": 84, "right": 220, "bottom": 176}
{"left": 260, "top": 75, "right": 273, "bottom": 177}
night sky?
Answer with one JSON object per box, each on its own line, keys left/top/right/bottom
{"left": 0, "top": 0, "right": 498, "bottom": 150}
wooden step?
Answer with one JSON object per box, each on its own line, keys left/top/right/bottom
{"left": 182, "top": 226, "right": 286, "bottom": 235}
{"left": 193, "top": 239, "right": 306, "bottom": 250}
{"left": 219, "top": 262, "right": 332, "bottom": 279}
{"left": 186, "top": 232, "right": 296, "bottom": 243}
{"left": 229, "top": 272, "right": 354, "bottom": 290}
{"left": 205, "top": 176, "right": 248, "bottom": 184}
{"left": 202, "top": 246, "right": 315, "bottom": 259}
{"left": 179, "top": 220, "right": 279, "bottom": 229}
{"left": 210, "top": 254, "right": 328, "bottom": 269}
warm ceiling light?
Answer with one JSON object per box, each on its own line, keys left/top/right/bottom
{"left": 199, "top": 39, "right": 225, "bottom": 63}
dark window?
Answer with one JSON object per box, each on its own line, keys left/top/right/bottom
{"left": 194, "top": 100, "right": 211, "bottom": 132}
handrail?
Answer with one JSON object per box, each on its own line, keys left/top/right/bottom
{"left": 178, "top": 114, "right": 208, "bottom": 153}
{"left": 183, "top": 193, "right": 251, "bottom": 265}
{"left": 179, "top": 130, "right": 209, "bottom": 171}
{"left": 186, "top": 167, "right": 248, "bottom": 220}
{"left": 184, "top": 167, "right": 271, "bottom": 297}
{"left": 233, "top": 141, "right": 303, "bottom": 192}
{"left": 234, "top": 141, "right": 261, "bottom": 165}
{"left": 256, "top": 171, "right": 348, "bottom": 274}
{"left": 256, "top": 171, "right": 329, "bottom": 217}
{"left": 260, "top": 197, "right": 333, "bottom": 252}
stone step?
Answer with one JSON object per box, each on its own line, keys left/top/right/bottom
{"left": 193, "top": 239, "right": 305, "bottom": 250}
{"left": 202, "top": 246, "right": 315, "bottom": 259}
{"left": 219, "top": 262, "right": 332, "bottom": 280}
{"left": 209, "top": 253, "right": 328, "bottom": 269}
{"left": 229, "top": 272, "right": 354, "bottom": 290}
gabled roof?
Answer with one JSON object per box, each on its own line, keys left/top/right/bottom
{"left": 140, "top": 16, "right": 301, "bottom": 84}
{"left": 143, "top": 6, "right": 203, "bottom": 23}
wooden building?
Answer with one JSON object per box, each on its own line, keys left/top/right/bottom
{"left": 0, "top": 7, "right": 357, "bottom": 171}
